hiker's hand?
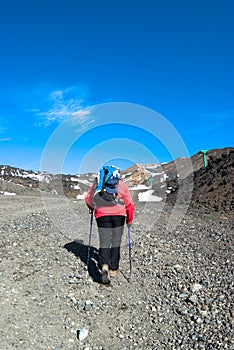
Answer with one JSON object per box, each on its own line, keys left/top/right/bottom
{"left": 127, "top": 223, "right": 132, "bottom": 228}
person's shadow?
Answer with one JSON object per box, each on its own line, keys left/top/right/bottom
{"left": 64, "top": 240, "right": 102, "bottom": 283}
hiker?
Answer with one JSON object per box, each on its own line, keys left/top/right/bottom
{"left": 85, "top": 165, "right": 134, "bottom": 284}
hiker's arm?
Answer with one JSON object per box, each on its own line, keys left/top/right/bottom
{"left": 122, "top": 182, "right": 135, "bottom": 225}
{"left": 85, "top": 183, "right": 95, "bottom": 210}
{"left": 126, "top": 202, "right": 134, "bottom": 225}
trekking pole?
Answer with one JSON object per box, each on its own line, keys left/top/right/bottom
{"left": 127, "top": 224, "right": 132, "bottom": 279}
{"left": 87, "top": 210, "right": 94, "bottom": 266}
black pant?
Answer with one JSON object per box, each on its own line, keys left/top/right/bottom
{"left": 96, "top": 215, "right": 125, "bottom": 270}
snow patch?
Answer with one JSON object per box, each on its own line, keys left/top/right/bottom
{"left": 76, "top": 192, "right": 87, "bottom": 200}
{"left": 78, "top": 179, "right": 93, "bottom": 186}
{"left": 138, "top": 190, "right": 163, "bottom": 202}
{"left": 129, "top": 185, "right": 149, "bottom": 190}
{"left": 71, "top": 177, "right": 79, "bottom": 182}
{"left": 1, "top": 191, "right": 16, "bottom": 196}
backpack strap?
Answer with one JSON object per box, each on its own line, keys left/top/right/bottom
{"left": 101, "top": 169, "right": 108, "bottom": 192}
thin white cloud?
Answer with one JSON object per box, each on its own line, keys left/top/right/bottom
{"left": 190, "top": 121, "right": 222, "bottom": 134}
{"left": 32, "top": 85, "right": 91, "bottom": 127}
{"left": 0, "top": 126, "right": 11, "bottom": 141}
{"left": 189, "top": 110, "right": 234, "bottom": 134}
{"left": 201, "top": 110, "right": 234, "bottom": 122}
{"left": 0, "top": 137, "right": 11, "bottom": 142}
{"left": 71, "top": 108, "right": 95, "bottom": 131}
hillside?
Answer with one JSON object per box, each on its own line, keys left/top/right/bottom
{"left": 1, "top": 147, "right": 233, "bottom": 212}
{"left": 0, "top": 165, "right": 94, "bottom": 198}
{"left": 166, "top": 148, "right": 234, "bottom": 213}
{"left": 0, "top": 147, "right": 233, "bottom": 349}
{"left": 192, "top": 148, "right": 234, "bottom": 211}
{"left": 0, "top": 192, "right": 233, "bottom": 349}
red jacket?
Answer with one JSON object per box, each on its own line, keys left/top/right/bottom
{"left": 85, "top": 179, "right": 135, "bottom": 225}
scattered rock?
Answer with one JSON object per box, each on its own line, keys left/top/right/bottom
{"left": 84, "top": 300, "right": 93, "bottom": 311}
{"left": 0, "top": 195, "right": 233, "bottom": 349}
{"left": 190, "top": 283, "right": 203, "bottom": 293}
{"left": 77, "top": 328, "right": 89, "bottom": 341}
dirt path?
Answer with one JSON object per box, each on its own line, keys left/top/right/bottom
{"left": 0, "top": 195, "right": 233, "bottom": 349}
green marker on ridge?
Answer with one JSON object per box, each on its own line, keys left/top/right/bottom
{"left": 199, "top": 150, "right": 209, "bottom": 168}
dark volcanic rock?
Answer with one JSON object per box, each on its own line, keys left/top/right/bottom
{"left": 167, "top": 148, "right": 234, "bottom": 213}
{"left": 191, "top": 148, "right": 234, "bottom": 212}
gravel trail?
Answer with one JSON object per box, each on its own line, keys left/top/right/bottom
{"left": 0, "top": 195, "right": 233, "bottom": 350}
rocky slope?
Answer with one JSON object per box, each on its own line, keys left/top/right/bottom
{"left": 1, "top": 146, "right": 233, "bottom": 350}
{"left": 166, "top": 148, "right": 234, "bottom": 213}
{"left": 0, "top": 165, "right": 92, "bottom": 198}
{"left": 0, "top": 195, "right": 233, "bottom": 350}
{"left": 1, "top": 147, "right": 233, "bottom": 213}
{"left": 191, "top": 148, "right": 234, "bottom": 212}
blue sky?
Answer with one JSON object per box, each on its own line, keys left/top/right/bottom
{"left": 0, "top": 0, "right": 233, "bottom": 174}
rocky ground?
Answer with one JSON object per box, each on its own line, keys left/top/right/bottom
{"left": 166, "top": 148, "right": 234, "bottom": 213}
{"left": 0, "top": 195, "right": 233, "bottom": 350}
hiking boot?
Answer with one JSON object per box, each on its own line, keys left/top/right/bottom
{"left": 109, "top": 268, "right": 120, "bottom": 277}
{"left": 101, "top": 264, "right": 110, "bottom": 284}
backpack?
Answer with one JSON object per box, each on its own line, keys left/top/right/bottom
{"left": 93, "top": 165, "right": 121, "bottom": 207}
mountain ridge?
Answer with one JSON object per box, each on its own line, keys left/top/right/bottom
{"left": 1, "top": 147, "right": 233, "bottom": 212}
